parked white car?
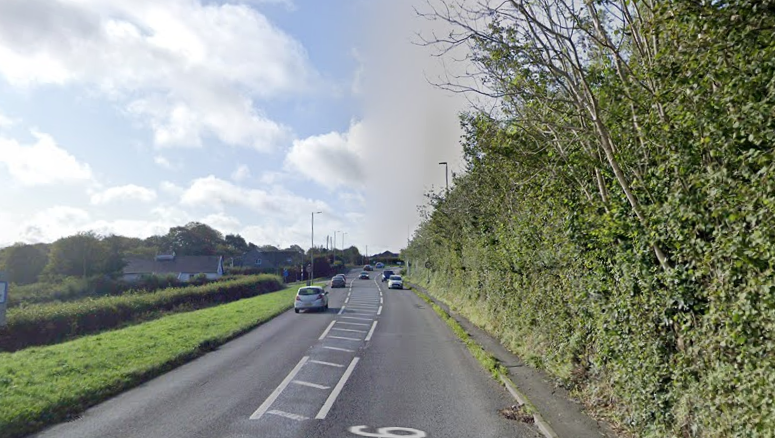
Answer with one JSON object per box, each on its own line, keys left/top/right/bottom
{"left": 387, "top": 275, "right": 403, "bottom": 290}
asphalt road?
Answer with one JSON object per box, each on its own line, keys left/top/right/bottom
{"left": 33, "top": 269, "right": 540, "bottom": 438}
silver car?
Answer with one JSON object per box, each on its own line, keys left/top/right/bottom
{"left": 294, "top": 286, "right": 328, "bottom": 313}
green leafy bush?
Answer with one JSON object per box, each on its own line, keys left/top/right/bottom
{"left": 0, "top": 275, "right": 282, "bottom": 351}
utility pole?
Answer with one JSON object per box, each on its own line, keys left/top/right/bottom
{"left": 341, "top": 232, "right": 348, "bottom": 266}
{"left": 310, "top": 211, "right": 322, "bottom": 285}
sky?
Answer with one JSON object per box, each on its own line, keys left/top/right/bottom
{"left": 0, "top": 0, "right": 468, "bottom": 254}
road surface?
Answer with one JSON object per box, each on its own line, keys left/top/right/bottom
{"left": 33, "top": 269, "right": 539, "bottom": 438}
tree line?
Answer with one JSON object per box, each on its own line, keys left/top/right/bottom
{"left": 407, "top": 1, "right": 775, "bottom": 437}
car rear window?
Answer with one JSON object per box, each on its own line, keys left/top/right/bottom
{"left": 390, "top": 275, "right": 402, "bottom": 280}
{"left": 298, "top": 288, "right": 321, "bottom": 296}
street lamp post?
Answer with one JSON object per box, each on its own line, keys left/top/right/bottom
{"left": 310, "top": 211, "right": 322, "bottom": 285}
{"left": 341, "top": 232, "right": 348, "bottom": 265}
{"left": 438, "top": 162, "right": 449, "bottom": 192}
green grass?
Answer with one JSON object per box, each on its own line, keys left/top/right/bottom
{"left": 0, "top": 284, "right": 306, "bottom": 438}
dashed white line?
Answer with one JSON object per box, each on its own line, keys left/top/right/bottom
{"left": 345, "top": 297, "right": 350, "bottom": 304}
{"left": 250, "top": 356, "right": 309, "bottom": 420}
{"left": 292, "top": 380, "right": 330, "bottom": 390}
{"left": 315, "top": 357, "right": 360, "bottom": 419}
{"left": 332, "top": 327, "right": 368, "bottom": 333}
{"left": 310, "top": 359, "right": 344, "bottom": 368}
{"left": 340, "top": 316, "right": 373, "bottom": 321}
{"left": 319, "top": 320, "right": 336, "bottom": 340}
{"left": 380, "top": 297, "right": 384, "bottom": 304}
{"left": 267, "top": 409, "right": 308, "bottom": 422}
{"left": 377, "top": 305, "right": 383, "bottom": 316}
{"left": 328, "top": 335, "right": 363, "bottom": 341}
{"left": 365, "top": 321, "right": 378, "bottom": 341}
{"left": 323, "top": 346, "right": 353, "bottom": 352}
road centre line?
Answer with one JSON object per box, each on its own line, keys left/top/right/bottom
{"left": 336, "top": 321, "right": 370, "bottom": 326}
{"left": 380, "top": 297, "right": 384, "bottom": 304}
{"left": 332, "top": 327, "right": 368, "bottom": 333}
{"left": 328, "top": 335, "right": 363, "bottom": 341}
{"left": 323, "top": 346, "right": 353, "bottom": 352}
{"left": 250, "top": 356, "right": 309, "bottom": 419}
{"left": 292, "top": 380, "right": 330, "bottom": 390}
{"left": 365, "top": 321, "right": 378, "bottom": 341}
{"left": 377, "top": 305, "right": 383, "bottom": 316}
{"left": 340, "top": 316, "right": 373, "bottom": 321}
{"left": 267, "top": 409, "right": 308, "bottom": 422}
{"left": 319, "top": 320, "right": 336, "bottom": 340}
{"left": 345, "top": 297, "right": 350, "bottom": 304}
{"left": 310, "top": 359, "right": 344, "bottom": 368}
{"left": 315, "top": 357, "right": 360, "bottom": 419}
{"left": 338, "top": 307, "right": 345, "bottom": 315}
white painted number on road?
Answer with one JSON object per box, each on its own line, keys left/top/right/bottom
{"left": 348, "top": 425, "right": 427, "bottom": 437}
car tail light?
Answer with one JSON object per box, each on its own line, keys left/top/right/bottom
{"left": 318, "top": 293, "right": 325, "bottom": 300}
{"left": 296, "top": 295, "right": 302, "bottom": 301}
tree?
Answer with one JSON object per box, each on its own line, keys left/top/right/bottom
{"left": 164, "top": 222, "right": 224, "bottom": 255}
{"left": 3, "top": 243, "right": 48, "bottom": 285}
{"left": 44, "top": 232, "right": 109, "bottom": 278}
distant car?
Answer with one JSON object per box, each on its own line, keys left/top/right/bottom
{"left": 375, "top": 262, "right": 384, "bottom": 269}
{"left": 358, "top": 271, "right": 370, "bottom": 279}
{"left": 381, "top": 269, "right": 394, "bottom": 282}
{"left": 294, "top": 286, "right": 328, "bottom": 313}
{"left": 388, "top": 275, "right": 403, "bottom": 289}
{"left": 330, "top": 276, "right": 346, "bottom": 288}
{"left": 363, "top": 264, "right": 373, "bottom": 271}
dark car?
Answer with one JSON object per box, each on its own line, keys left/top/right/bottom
{"left": 330, "top": 276, "right": 346, "bottom": 288}
{"left": 381, "top": 269, "right": 394, "bottom": 282}
{"left": 363, "top": 265, "right": 373, "bottom": 271}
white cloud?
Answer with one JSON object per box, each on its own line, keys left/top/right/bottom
{"left": 0, "top": 131, "right": 93, "bottom": 186}
{"left": 284, "top": 121, "right": 366, "bottom": 188}
{"left": 231, "top": 164, "right": 251, "bottom": 182}
{"left": 160, "top": 180, "right": 184, "bottom": 196}
{"left": 154, "top": 155, "right": 175, "bottom": 169}
{"left": 0, "top": 0, "right": 313, "bottom": 151}
{"left": 0, "top": 111, "right": 15, "bottom": 128}
{"left": 90, "top": 184, "right": 157, "bottom": 204}
{"left": 201, "top": 213, "right": 242, "bottom": 234}
{"left": 17, "top": 206, "right": 92, "bottom": 243}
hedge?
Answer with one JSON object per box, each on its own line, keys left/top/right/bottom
{"left": 0, "top": 275, "right": 283, "bottom": 352}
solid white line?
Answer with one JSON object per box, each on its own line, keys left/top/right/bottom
{"left": 328, "top": 335, "right": 362, "bottom": 341}
{"left": 365, "top": 321, "right": 378, "bottom": 341}
{"left": 310, "top": 359, "right": 344, "bottom": 368}
{"left": 377, "top": 305, "right": 383, "bottom": 316}
{"left": 315, "top": 357, "right": 360, "bottom": 419}
{"left": 340, "top": 316, "right": 372, "bottom": 321}
{"left": 323, "top": 346, "right": 353, "bottom": 352}
{"left": 267, "top": 409, "right": 309, "bottom": 422}
{"left": 250, "top": 356, "right": 309, "bottom": 419}
{"left": 332, "top": 327, "right": 367, "bottom": 333}
{"left": 318, "top": 320, "right": 336, "bottom": 340}
{"left": 292, "top": 380, "right": 330, "bottom": 390}
{"left": 336, "top": 321, "right": 370, "bottom": 326}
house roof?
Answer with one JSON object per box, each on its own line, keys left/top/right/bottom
{"left": 123, "top": 256, "right": 222, "bottom": 275}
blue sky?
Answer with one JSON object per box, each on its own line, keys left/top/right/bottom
{"left": 0, "top": 0, "right": 466, "bottom": 254}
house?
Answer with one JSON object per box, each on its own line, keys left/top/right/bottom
{"left": 122, "top": 253, "right": 224, "bottom": 282}
{"left": 234, "top": 249, "right": 303, "bottom": 270}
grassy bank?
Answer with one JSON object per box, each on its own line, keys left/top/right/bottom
{"left": 0, "top": 275, "right": 282, "bottom": 351}
{"left": 0, "top": 284, "right": 299, "bottom": 438}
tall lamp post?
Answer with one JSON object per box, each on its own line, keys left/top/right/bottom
{"left": 310, "top": 211, "right": 322, "bottom": 285}
{"left": 341, "top": 232, "right": 348, "bottom": 265}
{"left": 438, "top": 161, "right": 449, "bottom": 192}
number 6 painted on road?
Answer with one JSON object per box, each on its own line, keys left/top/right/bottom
{"left": 348, "top": 425, "right": 427, "bottom": 437}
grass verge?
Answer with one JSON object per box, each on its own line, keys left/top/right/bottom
{"left": 410, "top": 285, "right": 538, "bottom": 416}
{"left": 0, "top": 284, "right": 306, "bottom": 438}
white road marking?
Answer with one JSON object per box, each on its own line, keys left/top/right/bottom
{"left": 315, "top": 357, "right": 360, "bottom": 419}
{"left": 365, "top": 321, "right": 378, "bottom": 341}
{"left": 292, "top": 380, "right": 330, "bottom": 390}
{"left": 377, "top": 305, "right": 383, "bottom": 316}
{"left": 348, "top": 426, "right": 427, "bottom": 437}
{"left": 346, "top": 304, "right": 379, "bottom": 308}
{"left": 333, "top": 327, "right": 368, "bottom": 333}
{"left": 267, "top": 410, "right": 308, "bottom": 422}
{"left": 380, "top": 297, "right": 384, "bottom": 304}
{"left": 250, "top": 356, "right": 309, "bottom": 420}
{"left": 345, "top": 297, "right": 350, "bottom": 304}
{"left": 319, "top": 320, "right": 336, "bottom": 340}
{"left": 336, "top": 321, "right": 370, "bottom": 326}
{"left": 310, "top": 359, "right": 344, "bottom": 368}
{"left": 340, "top": 316, "right": 373, "bottom": 321}
{"left": 323, "top": 346, "right": 354, "bottom": 352}
{"left": 328, "top": 335, "right": 363, "bottom": 341}
{"left": 338, "top": 307, "right": 346, "bottom": 315}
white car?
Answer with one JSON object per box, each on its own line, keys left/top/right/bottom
{"left": 294, "top": 286, "right": 328, "bottom": 313}
{"left": 387, "top": 275, "right": 403, "bottom": 289}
